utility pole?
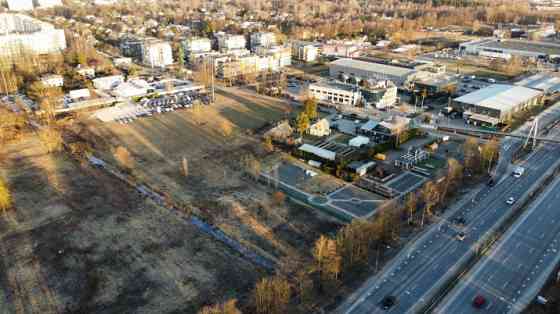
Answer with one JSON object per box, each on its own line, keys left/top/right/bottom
{"left": 210, "top": 57, "right": 215, "bottom": 104}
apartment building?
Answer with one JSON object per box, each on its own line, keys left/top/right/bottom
{"left": 0, "top": 14, "right": 66, "bottom": 58}
{"left": 292, "top": 41, "right": 319, "bottom": 62}
{"left": 250, "top": 32, "right": 277, "bottom": 51}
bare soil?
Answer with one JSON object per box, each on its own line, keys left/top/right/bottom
{"left": 0, "top": 137, "right": 265, "bottom": 314}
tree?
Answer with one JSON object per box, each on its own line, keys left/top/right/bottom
{"left": 463, "top": 137, "right": 481, "bottom": 173}
{"left": 272, "top": 191, "right": 286, "bottom": 205}
{"left": 263, "top": 136, "right": 274, "bottom": 153}
{"left": 480, "top": 138, "right": 499, "bottom": 173}
{"left": 199, "top": 299, "right": 242, "bottom": 314}
{"left": 444, "top": 158, "right": 464, "bottom": 197}
{"left": 181, "top": 157, "right": 188, "bottom": 177}
{"left": 0, "top": 176, "right": 12, "bottom": 216}
{"left": 405, "top": 192, "right": 417, "bottom": 225}
{"left": 420, "top": 181, "right": 439, "bottom": 227}
{"left": 113, "top": 146, "right": 135, "bottom": 172}
{"left": 296, "top": 112, "right": 310, "bottom": 136}
{"left": 177, "top": 44, "right": 185, "bottom": 69}
{"left": 313, "top": 235, "right": 342, "bottom": 283}
{"left": 38, "top": 127, "right": 63, "bottom": 153}
{"left": 219, "top": 121, "right": 233, "bottom": 137}
{"left": 303, "top": 97, "right": 318, "bottom": 120}
{"left": 254, "top": 276, "right": 291, "bottom": 314}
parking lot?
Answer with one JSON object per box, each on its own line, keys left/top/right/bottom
{"left": 386, "top": 172, "right": 428, "bottom": 194}
{"left": 328, "top": 184, "right": 386, "bottom": 218}
{"left": 94, "top": 90, "right": 209, "bottom": 123}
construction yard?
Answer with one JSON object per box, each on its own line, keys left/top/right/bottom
{"left": 80, "top": 88, "right": 341, "bottom": 278}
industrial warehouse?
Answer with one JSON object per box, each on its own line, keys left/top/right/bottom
{"left": 453, "top": 84, "right": 544, "bottom": 126}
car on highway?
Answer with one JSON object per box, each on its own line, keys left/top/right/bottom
{"left": 487, "top": 178, "right": 495, "bottom": 187}
{"left": 506, "top": 197, "right": 516, "bottom": 205}
{"left": 380, "top": 296, "right": 396, "bottom": 310}
{"left": 456, "top": 232, "right": 466, "bottom": 241}
{"left": 453, "top": 216, "right": 466, "bottom": 225}
{"left": 472, "top": 295, "right": 486, "bottom": 309}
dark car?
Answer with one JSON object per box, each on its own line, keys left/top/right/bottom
{"left": 454, "top": 216, "right": 466, "bottom": 225}
{"left": 487, "top": 178, "right": 495, "bottom": 187}
{"left": 473, "top": 295, "right": 486, "bottom": 308}
{"left": 380, "top": 296, "right": 396, "bottom": 310}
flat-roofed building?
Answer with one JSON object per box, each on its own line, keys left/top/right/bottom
{"left": 0, "top": 14, "right": 66, "bottom": 58}
{"left": 7, "top": 0, "right": 33, "bottom": 11}
{"left": 250, "top": 32, "right": 276, "bottom": 51}
{"left": 292, "top": 41, "right": 319, "bottom": 62}
{"left": 361, "top": 80, "right": 398, "bottom": 109}
{"left": 308, "top": 81, "right": 361, "bottom": 106}
{"left": 459, "top": 38, "right": 560, "bottom": 60}
{"left": 453, "top": 84, "right": 543, "bottom": 126}
{"left": 182, "top": 37, "right": 212, "bottom": 54}
{"left": 37, "top": 0, "right": 63, "bottom": 8}
{"left": 329, "top": 58, "right": 418, "bottom": 87}
{"left": 215, "top": 33, "right": 247, "bottom": 52}
{"left": 515, "top": 73, "right": 560, "bottom": 95}
{"left": 143, "top": 39, "right": 173, "bottom": 67}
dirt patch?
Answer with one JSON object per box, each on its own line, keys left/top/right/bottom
{"left": 0, "top": 137, "right": 264, "bottom": 313}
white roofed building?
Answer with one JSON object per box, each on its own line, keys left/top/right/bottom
{"left": 37, "top": 0, "right": 63, "bottom": 8}
{"left": 453, "top": 84, "right": 543, "bottom": 126}
{"left": 298, "top": 144, "right": 336, "bottom": 161}
{"left": 0, "top": 14, "right": 66, "bottom": 58}
{"left": 7, "top": 0, "right": 33, "bottom": 11}
{"left": 329, "top": 58, "right": 418, "bottom": 87}
{"left": 41, "top": 74, "right": 64, "bottom": 87}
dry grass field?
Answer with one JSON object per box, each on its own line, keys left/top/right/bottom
{"left": 82, "top": 88, "right": 341, "bottom": 271}
{"left": 0, "top": 137, "right": 266, "bottom": 314}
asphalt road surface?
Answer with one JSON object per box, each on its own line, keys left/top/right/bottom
{"left": 436, "top": 175, "right": 560, "bottom": 314}
{"left": 337, "top": 103, "right": 560, "bottom": 314}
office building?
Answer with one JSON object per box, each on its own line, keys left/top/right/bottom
{"left": 215, "top": 33, "right": 247, "bottom": 52}
{"left": 143, "top": 39, "right": 173, "bottom": 67}
{"left": 308, "top": 81, "right": 361, "bottom": 106}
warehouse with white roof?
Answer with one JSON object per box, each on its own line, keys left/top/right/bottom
{"left": 515, "top": 73, "right": 560, "bottom": 96}
{"left": 453, "top": 84, "right": 543, "bottom": 126}
{"left": 329, "top": 58, "right": 418, "bottom": 87}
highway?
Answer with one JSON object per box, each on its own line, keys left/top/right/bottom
{"left": 435, "top": 175, "right": 560, "bottom": 314}
{"left": 336, "top": 103, "right": 560, "bottom": 314}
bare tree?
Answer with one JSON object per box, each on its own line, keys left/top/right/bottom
{"left": 38, "top": 127, "right": 63, "bottom": 153}
{"left": 0, "top": 176, "right": 12, "bottom": 216}
{"left": 254, "top": 276, "right": 291, "bottom": 314}
{"left": 181, "top": 157, "right": 189, "bottom": 177}
{"left": 198, "top": 299, "right": 242, "bottom": 314}
{"left": 113, "top": 146, "right": 135, "bottom": 172}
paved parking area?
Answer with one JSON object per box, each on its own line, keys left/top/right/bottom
{"left": 387, "top": 171, "right": 427, "bottom": 194}
{"left": 328, "top": 185, "right": 386, "bottom": 217}
{"left": 275, "top": 162, "right": 311, "bottom": 187}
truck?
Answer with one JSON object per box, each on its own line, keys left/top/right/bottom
{"left": 513, "top": 166, "right": 525, "bottom": 178}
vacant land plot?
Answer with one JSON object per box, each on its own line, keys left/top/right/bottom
{"left": 83, "top": 90, "right": 341, "bottom": 270}
{"left": 0, "top": 137, "right": 267, "bottom": 314}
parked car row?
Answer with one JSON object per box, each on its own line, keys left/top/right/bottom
{"left": 113, "top": 91, "right": 209, "bottom": 124}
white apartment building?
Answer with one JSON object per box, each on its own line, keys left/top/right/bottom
{"left": 7, "top": 0, "right": 33, "bottom": 11}
{"left": 183, "top": 37, "right": 212, "bottom": 53}
{"left": 250, "top": 32, "right": 277, "bottom": 51}
{"left": 308, "top": 81, "right": 362, "bottom": 106}
{"left": 362, "top": 80, "right": 398, "bottom": 109}
{"left": 292, "top": 41, "right": 319, "bottom": 62}
{"left": 0, "top": 14, "right": 66, "bottom": 58}
{"left": 37, "top": 0, "right": 63, "bottom": 8}
{"left": 216, "top": 33, "right": 247, "bottom": 52}
{"left": 143, "top": 39, "right": 173, "bottom": 68}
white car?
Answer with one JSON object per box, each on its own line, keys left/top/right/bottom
{"left": 506, "top": 197, "right": 515, "bottom": 205}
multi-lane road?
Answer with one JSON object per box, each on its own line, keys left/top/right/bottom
{"left": 336, "top": 103, "right": 560, "bottom": 314}
{"left": 436, "top": 174, "right": 560, "bottom": 314}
